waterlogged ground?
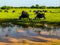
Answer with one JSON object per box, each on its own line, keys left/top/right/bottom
{"left": 0, "top": 24, "right": 60, "bottom": 45}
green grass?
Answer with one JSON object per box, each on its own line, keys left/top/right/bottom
{"left": 0, "top": 8, "right": 60, "bottom": 22}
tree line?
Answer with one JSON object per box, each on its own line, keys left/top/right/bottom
{"left": 0, "top": 4, "right": 60, "bottom": 9}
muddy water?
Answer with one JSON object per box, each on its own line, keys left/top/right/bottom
{"left": 0, "top": 23, "right": 60, "bottom": 42}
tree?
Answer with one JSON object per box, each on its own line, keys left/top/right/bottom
{"left": 31, "top": 5, "right": 35, "bottom": 8}
{"left": 40, "top": 6, "right": 47, "bottom": 9}
{"left": 35, "top": 4, "right": 40, "bottom": 8}
{"left": 1, "top": 6, "right": 11, "bottom": 10}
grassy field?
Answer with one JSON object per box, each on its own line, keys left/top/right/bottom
{"left": 0, "top": 8, "right": 60, "bottom": 22}
{"left": 0, "top": 8, "right": 60, "bottom": 45}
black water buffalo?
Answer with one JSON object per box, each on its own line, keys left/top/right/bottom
{"left": 0, "top": 10, "right": 2, "bottom": 12}
{"left": 35, "top": 12, "right": 46, "bottom": 19}
{"left": 42, "top": 10, "right": 48, "bottom": 13}
{"left": 33, "top": 10, "right": 37, "bottom": 12}
{"left": 19, "top": 11, "right": 29, "bottom": 20}
{"left": 29, "top": 10, "right": 31, "bottom": 12}
{"left": 40, "top": 10, "right": 42, "bottom": 12}
{"left": 12, "top": 10, "right": 15, "bottom": 13}
{"left": 50, "top": 11, "right": 52, "bottom": 13}
{"left": 4, "top": 10, "right": 8, "bottom": 13}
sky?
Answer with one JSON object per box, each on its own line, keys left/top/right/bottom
{"left": 0, "top": 0, "right": 60, "bottom": 7}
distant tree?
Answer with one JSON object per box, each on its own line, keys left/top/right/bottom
{"left": 1, "top": 6, "right": 11, "bottom": 10}
{"left": 31, "top": 5, "right": 35, "bottom": 8}
{"left": 40, "top": 6, "right": 47, "bottom": 9}
{"left": 35, "top": 4, "right": 40, "bottom": 8}
{"left": 58, "top": 6, "right": 60, "bottom": 8}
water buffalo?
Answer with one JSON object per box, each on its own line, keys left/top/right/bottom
{"left": 50, "top": 11, "right": 52, "bottom": 13}
{"left": 29, "top": 10, "right": 31, "bottom": 12}
{"left": 40, "top": 10, "right": 42, "bottom": 12}
{"left": 42, "top": 10, "right": 48, "bottom": 13}
{"left": 12, "top": 10, "right": 15, "bottom": 13}
{"left": 19, "top": 11, "right": 29, "bottom": 20}
{"left": 34, "top": 11, "right": 46, "bottom": 19}
{"left": 33, "top": 10, "right": 37, "bottom": 12}
{"left": 4, "top": 10, "right": 8, "bottom": 13}
{"left": 0, "top": 10, "right": 2, "bottom": 12}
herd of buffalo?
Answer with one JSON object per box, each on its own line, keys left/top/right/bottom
{"left": 19, "top": 10, "right": 46, "bottom": 20}
{"left": 0, "top": 9, "right": 53, "bottom": 20}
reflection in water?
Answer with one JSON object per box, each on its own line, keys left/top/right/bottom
{"left": 0, "top": 22, "right": 60, "bottom": 41}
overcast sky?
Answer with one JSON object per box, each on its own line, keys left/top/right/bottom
{"left": 0, "top": 0, "right": 60, "bottom": 7}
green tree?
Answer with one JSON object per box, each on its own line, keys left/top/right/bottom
{"left": 41, "top": 6, "right": 47, "bottom": 9}
{"left": 31, "top": 5, "right": 35, "bottom": 8}
{"left": 35, "top": 4, "right": 40, "bottom": 8}
{"left": 1, "top": 6, "right": 11, "bottom": 9}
